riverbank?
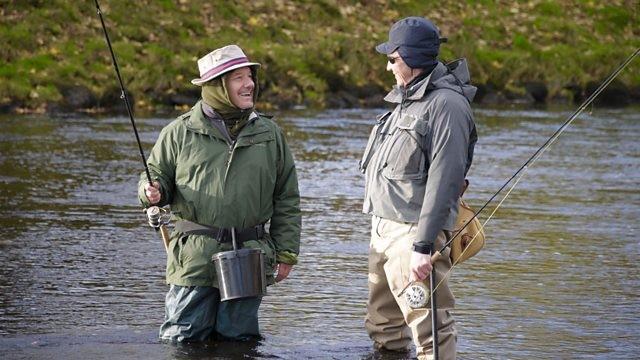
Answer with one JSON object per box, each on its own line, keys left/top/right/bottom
{"left": 1, "top": 1, "right": 638, "bottom": 114}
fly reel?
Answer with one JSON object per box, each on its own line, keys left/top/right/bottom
{"left": 404, "top": 282, "right": 430, "bottom": 309}
{"left": 145, "top": 206, "right": 172, "bottom": 252}
{"left": 146, "top": 206, "right": 171, "bottom": 229}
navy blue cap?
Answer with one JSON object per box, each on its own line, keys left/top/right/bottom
{"left": 376, "top": 17, "right": 447, "bottom": 69}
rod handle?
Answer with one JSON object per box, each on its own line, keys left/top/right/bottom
{"left": 430, "top": 250, "right": 442, "bottom": 263}
{"left": 160, "top": 225, "right": 171, "bottom": 253}
{"left": 396, "top": 250, "right": 443, "bottom": 298}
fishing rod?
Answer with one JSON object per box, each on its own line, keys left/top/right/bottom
{"left": 94, "top": 0, "right": 171, "bottom": 251}
{"left": 401, "top": 47, "right": 639, "bottom": 305}
{"left": 94, "top": 0, "right": 150, "bottom": 183}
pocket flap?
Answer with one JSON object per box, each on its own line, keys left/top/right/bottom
{"left": 396, "top": 114, "right": 427, "bottom": 135}
{"left": 236, "top": 131, "right": 275, "bottom": 147}
{"left": 376, "top": 111, "right": 392, "bottom": 123}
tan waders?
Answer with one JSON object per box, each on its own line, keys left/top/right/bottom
{"left": 366, "top": 216, "right": 457, "bottom": 360}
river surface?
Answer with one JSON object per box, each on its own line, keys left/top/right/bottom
{"left": 0, "top": 105, "right": 638, "bottom": 359}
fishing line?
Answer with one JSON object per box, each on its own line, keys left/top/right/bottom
{"left": 428, "top": 47, "right": 639, "bottom": 295}
{"left": 94, "top": 0, "right": 152, "bottom": 184}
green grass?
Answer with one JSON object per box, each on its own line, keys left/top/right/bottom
{"left": 0, "top": 0, "right": 638, "bottom": 111}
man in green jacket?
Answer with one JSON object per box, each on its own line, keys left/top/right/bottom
{"left": 138, "top": 45, "right": 301, "bottom": 342}
{"left": 361, "top": 17, "right": 477, "bottom": 359}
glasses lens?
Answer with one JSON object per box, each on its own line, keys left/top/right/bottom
{"left": 388, "top": 56, "right": 400, "bottom": 64}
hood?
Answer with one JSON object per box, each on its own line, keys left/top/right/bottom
{"left": 384, "top": 58, "right": 477, "bottom": 104}
{"left": 431, "top": 58, "right": 477, "bottom": 102}
{"left": 184, "top": 100, "right": 260, "bottom": 139}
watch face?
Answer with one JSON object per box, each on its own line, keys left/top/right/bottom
{"left": 405, "top": 282, "right": 429, "bottom": 309}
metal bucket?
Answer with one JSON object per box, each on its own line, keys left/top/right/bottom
{"left": 212, "top": 248, "right": 266, "bottom": 301}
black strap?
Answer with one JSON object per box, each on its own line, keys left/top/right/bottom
{"left": 174, "top": 220, "right": 265, "bottom": 244}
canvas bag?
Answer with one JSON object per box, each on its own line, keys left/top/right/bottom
{"left": 450, "top": 181, "right": 485, "bottom": 264}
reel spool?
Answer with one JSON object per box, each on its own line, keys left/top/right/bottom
{"left": 404, "top": 282, "right": 430, "bottom": 309}
{"left": 146, "top": 206, "right": 171, "bottom": 229}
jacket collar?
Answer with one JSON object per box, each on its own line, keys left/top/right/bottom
{"left": 383, "top": 62, "right": 448, "bottom": 104}
{"left": 185, "top": 101, "right": 265, "bottom": 139}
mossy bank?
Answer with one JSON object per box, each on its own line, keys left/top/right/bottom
{"left": 1, "top": 0, "right": 638, "bottom": 114}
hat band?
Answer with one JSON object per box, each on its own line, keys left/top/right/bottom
{"left": 199, "top": 57, "right": 250, "bottom": 80}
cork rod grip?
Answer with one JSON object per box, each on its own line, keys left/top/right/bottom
{"left": 430, "top": 250, "right": 442, "bottom": 263}
{"left": 160, "top": 225, "right": 171, "bottom": 253}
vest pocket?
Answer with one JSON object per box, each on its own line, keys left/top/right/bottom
{"left": 381, "top": 114, "right": 426, "bottom": 180}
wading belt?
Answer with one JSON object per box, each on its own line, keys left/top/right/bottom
{"left": 174, "top": 220, "right": 265, "bottom": 245}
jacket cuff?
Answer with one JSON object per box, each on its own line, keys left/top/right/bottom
{"left": 412, "top": 243, "right": 433, "bottom": 255}
{"left": 276, "top": 251, "right": 298, "bottom": 265}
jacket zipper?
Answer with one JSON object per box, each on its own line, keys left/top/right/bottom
{"left": 223, "top": 139, "right": 237, "bottom": 184}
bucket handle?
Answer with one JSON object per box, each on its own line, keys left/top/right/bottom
{"left": 231, "top": 227, "right": 238, "bottom": 251}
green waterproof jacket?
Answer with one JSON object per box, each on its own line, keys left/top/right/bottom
{"left": 138, "top": 101, "right": 301, "bottom": 287}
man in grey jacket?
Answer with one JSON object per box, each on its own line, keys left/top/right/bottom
{"left": 360, "top": 17, "right": 477, "bottom": 360}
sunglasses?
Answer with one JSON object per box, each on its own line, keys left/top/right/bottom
{"left": 387, "top": 56, "right": 401, "bottom": 64}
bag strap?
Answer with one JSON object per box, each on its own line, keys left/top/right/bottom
{"left": 460, "top": 178, "right": 469, "bottom": 197}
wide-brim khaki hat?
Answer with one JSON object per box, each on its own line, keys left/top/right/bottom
{"left": 191, "top": 44, "right": 260, "bottom": 86}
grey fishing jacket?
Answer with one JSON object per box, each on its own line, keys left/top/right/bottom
{"left": 360, "top": 59, "right": 477, "bottom": 253}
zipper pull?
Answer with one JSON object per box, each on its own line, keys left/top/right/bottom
{"left": 226, "top": 140, "right": 236, "bottom": 165}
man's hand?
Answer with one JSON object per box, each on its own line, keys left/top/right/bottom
{"left": 145, "top": 181, "right": 161, "bottom": 204}
{"left": 409, "top": 251, "right": 433, "bottom": 282}
{"left": 275, "top": 263, "right": 293, "bottom": 282}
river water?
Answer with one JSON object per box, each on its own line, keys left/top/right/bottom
{"left": 0, "top": 106, "right": 638, "bottom": 359}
